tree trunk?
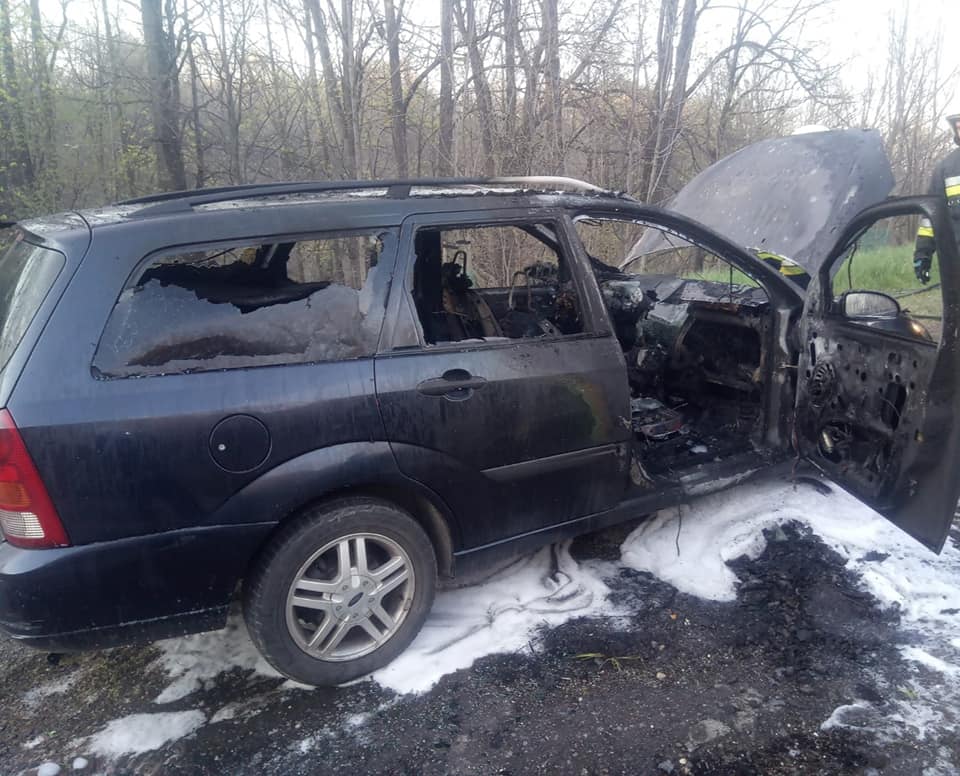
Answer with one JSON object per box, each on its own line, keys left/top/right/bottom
{"left": 454, "top": 0, "right": 495, "bottom": 176}
{"left": 306, "top": 0, "right": 356, "bottom": 177}
{"left": 338, "top": 0, "right": 360, "bottom": 178}
{"left": 502, "top": 0, "right": 518, "bottom": 170}
{"left": 643, "top": 0, "right": 697, "bottom": 203}
{"left": 0, "top": 0, "right": 34, "bottom": 195}
{"left": 217, "top": 0, "right": 242, "bottom": 183}
{"left": 541, "top": 0, "right": 562, "bottom": 172}
{"left": 29, "top": 0, "right": 56, "bottom": 177}
{"left": 437, "top": 0, "right": 455, "bottom": 175}
{"left": 182, "top": 0, "right": 205, "bottom": 187}
{"left": 383, "top": 0, "right": 408, "bottom": 176}
{"left": 140, "top": 0, "right": 186, "bottom": 190}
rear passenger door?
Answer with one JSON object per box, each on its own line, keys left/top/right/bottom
{"left": 374, "top": 211, "right": 631, "bottom": 552}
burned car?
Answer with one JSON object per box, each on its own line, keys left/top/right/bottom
{"left": 0, "top": 129, "right": 958, "bottom": 686}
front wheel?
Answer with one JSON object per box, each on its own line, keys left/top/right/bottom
{"left": 242, "top": 497, "right": 437, "bottom": 686}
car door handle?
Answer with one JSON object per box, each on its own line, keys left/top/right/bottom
{"left": 417, "top": 370, "right": 488, "bottom": 398}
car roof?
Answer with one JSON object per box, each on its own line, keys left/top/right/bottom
{"left": 19, "top": 177, "right": 634, "bottom": 240}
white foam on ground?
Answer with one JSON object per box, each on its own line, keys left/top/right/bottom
{"left": 85, "top": 711, "right": 206, "bottom": 757}
{"left": 619, "top": 477, "right": 960, "bottom": 749}
{"left": 23, "top": 674, "right": 79, "bottom": 710}
{"left": 372, "top": 542, "right": 617, "bottom": 694}
{"left": 152, "top": 617, "right": 280, "bottom": 703}
{"left": 87, "top": 473, "right": 957, "bottom": 757}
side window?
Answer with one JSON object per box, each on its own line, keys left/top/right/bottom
{"left": 410, "top": 223, "right": 584, "bottom": 344}
{"left": 93, "top": 230, "right": 393, "bottom": 377}
{"left": 831, "top": 214, "right": 942, "bottom": 344}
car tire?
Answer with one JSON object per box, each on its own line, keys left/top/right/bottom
{"left": 242, "top": 497, "right": 437, "bottom": 686}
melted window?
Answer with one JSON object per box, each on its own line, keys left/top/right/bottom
{"left": 93, "top": 231, "right": 393, "bottom": 377}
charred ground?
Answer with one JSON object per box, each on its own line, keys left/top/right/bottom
{"left": 3, "top": 520, "right": 957, "bottom": 776}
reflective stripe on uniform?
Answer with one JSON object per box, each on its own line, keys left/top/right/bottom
{"left": 917, "top": 217, "right": 935, "bottom": 238}
{"left": 946, "top": 175, "right": 960, "bottom": 199}
{"left": 779, "top": 262, "right": 806, "bottom": 276}
{"left": 755, "top": 250, "right": 807, "bottom": 277}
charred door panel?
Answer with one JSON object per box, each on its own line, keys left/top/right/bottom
{"left": 795, "top": 197, "right": 960, "bottom": 552}
{"left": 376, "top": 336, "right": 630, "bottom": 551}
{"left": 798, "top": 323, "right": 935, "bottom": 498}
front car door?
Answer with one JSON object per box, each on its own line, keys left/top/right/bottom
{"left": 795, "top": 195, "right": 960, "bottom": 551}
{"left": 374, "top": 208, "right": 631, "bottom": 553}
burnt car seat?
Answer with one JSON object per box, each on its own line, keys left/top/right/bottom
{"left": 413, "top": 231, "right": 501, "bottom": 342}
{"left": 439, "top": 259, "right": 501, "bottom": 340}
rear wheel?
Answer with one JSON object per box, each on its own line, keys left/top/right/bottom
{"left": 243, "top": 497, "right": 437, "bottom": 685}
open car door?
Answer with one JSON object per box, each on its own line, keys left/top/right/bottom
{"left": 795, "top": 196, "right": 960, "bottom": 551}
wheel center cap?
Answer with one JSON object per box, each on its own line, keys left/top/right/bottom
{"left": 331, "top": 574, "right": 376, "bottom": 620}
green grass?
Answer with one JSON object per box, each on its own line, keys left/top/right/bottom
{"left": 836, "top": 245, "right": 943, "bottom": 325}
{"left": 683, "top": 244, "right": 944, "bottom": 338}
{"left": 834, "top": 244, "right": 941, "bottom": 294}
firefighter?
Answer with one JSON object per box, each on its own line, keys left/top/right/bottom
{"left": 913, "top": 112, "right": 960, "bottom": 284}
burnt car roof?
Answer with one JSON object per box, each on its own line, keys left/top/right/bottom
{"left": 17, "top": 177, "right": 636, "bottom": 242}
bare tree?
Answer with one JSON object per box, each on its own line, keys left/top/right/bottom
{"left": 141, "top": 0, "right": 186, "bottom": 190}
{"left": 437, "top": 0, "right": 455, "bottom": 175}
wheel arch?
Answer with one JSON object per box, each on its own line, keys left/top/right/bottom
{"left": 209, "top": 442, "right": 459, "bottom": 581}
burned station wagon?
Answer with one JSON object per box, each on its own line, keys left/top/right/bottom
{"left": 1, "top": 129, "right": 958, "bottom": 686}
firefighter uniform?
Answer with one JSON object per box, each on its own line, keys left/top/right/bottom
{"left": 914, "top": 139, "right": 960, "bottom": 283}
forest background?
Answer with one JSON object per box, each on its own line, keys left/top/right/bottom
{"left": 0, "top": 0, "right": 955, "bottom": 220}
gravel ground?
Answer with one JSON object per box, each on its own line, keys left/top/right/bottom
{"left": 3, "top": 515, "right": 959, "bottom": 776}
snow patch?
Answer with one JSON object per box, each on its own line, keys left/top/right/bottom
{"left": 86, "top": 711, "right": 206, "bottom": 757}
{"left": 373, "top": 543, "right": 617, "bottom": 694}
{"left": 71, "top": 758, "right": 88, "bottom": 771}
{"left": 37, "top": 763, "right": 60, "bottom": 776}
{"left": 23, "top": 735, "right": 45, "bottom": 750}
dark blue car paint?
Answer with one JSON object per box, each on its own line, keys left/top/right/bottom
{"left": 1, "top": 186, "right": 958, "bottom": 650}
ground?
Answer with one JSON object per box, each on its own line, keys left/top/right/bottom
{"left": 3, "top": 474, "right": 960, "bottom": 776}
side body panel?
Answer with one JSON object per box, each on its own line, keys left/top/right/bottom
{"left": 10, "top": 214, "right": 398, "bottom": 545}
{"left": 376, "top": 209, "right": 632, "bottom": 550}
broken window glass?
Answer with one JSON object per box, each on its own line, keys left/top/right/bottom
{"left": 93, "top": 230, "right": 393, "bottom": 378}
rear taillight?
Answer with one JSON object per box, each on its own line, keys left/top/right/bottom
{"left": 0, "top": 410, "right": 69, "bottom": 548}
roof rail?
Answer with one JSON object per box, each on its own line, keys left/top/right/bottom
{"left": 120, "top": 176, "right": 614, "bottom": 217}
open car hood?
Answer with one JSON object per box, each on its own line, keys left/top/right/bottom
{"left": 623, "top": 129, "right": 895, "bottom": 275}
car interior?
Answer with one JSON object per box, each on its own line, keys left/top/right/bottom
{"left": 409, "top": 218, "right": 774, "bottom": 481}
{"left": 583, "top": 220, "right": 773, "bottom": 480}
{"left": 411, "top": 225, "right": 584, "bottom": 344}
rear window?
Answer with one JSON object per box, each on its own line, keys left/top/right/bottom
{"left": 93, "top": 230, "right": 394, "bottom": 378}
{"left": 0, "top": 238, "right": 65, "bottom": 373}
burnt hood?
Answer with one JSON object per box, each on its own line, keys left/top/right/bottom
{"left": 623, "top": 129, "right": 895, "bottom": 274}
